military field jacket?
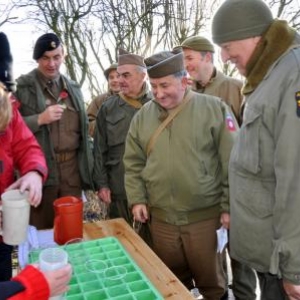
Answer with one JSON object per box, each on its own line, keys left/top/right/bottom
{"left": 87, "top": 91, "right": 114, "bottom": 137}
{"left": 93, "top": 88, "right": 153, "bottom": 198}
{"left": 194, "top": 70, "right": 243, "bottom": 122}
{"left": 15, "top": 69, "right": 94, "bottom": 189}
{"left": 229, "top": 37, "right": 300, "bottom": 284}
{"left": 124, "top": 91, "right": 237, "bottom": 225}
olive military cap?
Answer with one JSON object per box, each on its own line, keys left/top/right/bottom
{"left": 174, "top": 36, "right": 215, "bottom": 53}
{"left": 145, "top": 49, "right": 185, "bottom": 78}
{"left": 212, "top": 0, "right": 273, "bottom": 44}
{"left": 118, "top": 48, "right": 146, "bottom": 67}
{"left": 104, "top": 63, "right": 118, "bottom": 80}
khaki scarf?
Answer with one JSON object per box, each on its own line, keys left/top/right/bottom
{"left": 118, "top": 83, "right": 150, "bottom": 109}
{"left": 243, "top": 20, "right": 296, "bottom": 95}
{"left": 119, "top": 92, "right": 143, "bottom": 109}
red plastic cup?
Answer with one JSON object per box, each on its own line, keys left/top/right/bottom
{"left": 53, "top": 196, "right": 83, "bottom": 245}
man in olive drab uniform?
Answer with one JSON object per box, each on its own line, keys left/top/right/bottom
{"left": 124, "top": 49, "right": 238, "bottom": 299}
{"left": 175, "top": 36, "right": 242, "bottom": 122}
{"left": 87, "top": 63, "right": 120, "bottom": 137}
{"left": 93, "top": 49, "right": 152, "bottom": 224}
{"left": 176, "top": 36, "right": 257, "bottom": 300}
{"left": 212, "top": 0, "right": 300, "bottom": 299}
{"left": 15, "top": 33, "right": 93, "bottom": 230}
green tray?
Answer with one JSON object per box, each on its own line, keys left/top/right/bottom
{"left": 29, "top": 237, "right": 163, "bottom": 300}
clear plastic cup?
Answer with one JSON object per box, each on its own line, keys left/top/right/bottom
{"left": 39, "top": 248, "right": 68, "bottom": 300}
{"left": 104, "top": 266, "right": 127, "bottom": 281}
{"left": 64, "top": 238, "right": 85, "bottom": 264}
{"left": 85, "top": 259, "right": 107, "bottom": 276}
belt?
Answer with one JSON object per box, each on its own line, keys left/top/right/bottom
{"left": 55, "top": 151, "right": 76, "bottom": 163}
{"left": 150, "top": 205, "right": 220, "bottom": 225}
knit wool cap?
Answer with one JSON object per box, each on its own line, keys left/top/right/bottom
{"left": 174, "top": 36, "right": 215, "bottom": 53}
{"left": 0, "top": 32, "right": 15, "bottom": 92}
{"left": 212, "top": 0, "right": 274, "bottom": 44}
{"left": 145, "top": 49, "right": 185, "bottom": 78}
{"left": 104, "top": 63, "right": 118, "bottom": 80}
{"left": 33, "top": 33, "right": 61, "bottom": 60}
{"left": 118, "top": 48, "right": 146, "bottom": 67}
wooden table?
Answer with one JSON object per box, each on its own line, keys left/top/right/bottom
{"left": 83, "top": 218, "right": 194, "bottom": 300}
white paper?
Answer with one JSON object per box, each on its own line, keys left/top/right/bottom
{"left": 216, "top": 226, "right": 228, "bottom": 253}
{"left": 18, "top": 226, "right": 57, "bottom": 268}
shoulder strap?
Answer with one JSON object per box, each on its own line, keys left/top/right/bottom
{"left": 119, "top": 92, "right": 143, "bottom": 109}
{"left": 146, "top": 90, "right": 193, "bottom": 157}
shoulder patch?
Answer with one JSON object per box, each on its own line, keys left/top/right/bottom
{"left": 226, "top": 113, "right": 237, "bottom": 132}
{"left": 295, "top": 91, "right": 300, "bottom": 117}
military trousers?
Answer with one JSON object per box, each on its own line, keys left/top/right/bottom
{"left": 230, "top": 257, "right": 257, "bottom": 300}
{"left": 107, "top": 197, "right": 153, "bottom": 247}
{"left": 30, "top": 157, "right": 81, "bottom": 230}
{"left": 107, "top": 196, "right": 132, "bottom": 224}
{"left": 150, "top": 217, "right": 226, "bottom": 300}
{"left": 225, "top": 232, "right": 257, "bottom": 300}
{"left": 256, "top": 272, "right": 288, "bottom": 300}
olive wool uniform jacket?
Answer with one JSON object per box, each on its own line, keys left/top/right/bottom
{"left": 124, "top": 90, "right": 238, "bottom": 225}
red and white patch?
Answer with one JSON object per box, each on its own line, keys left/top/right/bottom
{"left": 226, "top": 114, "right": 236, "bottom": 132}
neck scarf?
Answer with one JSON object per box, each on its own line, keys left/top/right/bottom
{"left": 243, "top": 20, "right": 295, "bottom": 95}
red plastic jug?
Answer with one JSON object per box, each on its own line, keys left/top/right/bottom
{"left": 53, "top": 196, "right": 83, "bottom": 245}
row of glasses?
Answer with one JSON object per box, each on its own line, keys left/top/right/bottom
{"left": 37, "top": 237, "right": 127, "bottom": 299}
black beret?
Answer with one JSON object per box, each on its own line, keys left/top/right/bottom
{"left": 33, "top": 33, "right": 61, "bottom": 60}
{"left": 0, "top": 32, "right": 15, "bottom": 92}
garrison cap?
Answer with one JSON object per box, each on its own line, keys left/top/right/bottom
{"left": 104, "top": 63, "right": 118, "bottom": 80}
{"left": 145, "top": 49, "right": 185, "bottom": 78}
{"left": 118, "top": 48, "right": 146, "bottom": 67}
{"left": 33, "top": 33, "right": 61, "bottom": 60}
{"left": 174, "top": 36, "right": 215, "bottom": 53}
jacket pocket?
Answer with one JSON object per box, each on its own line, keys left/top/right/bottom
{"left": 19, "top": 100, "right": 41, "bottom": 115}
{"left": 230, "top": 179, "right": 274, "bottom": 269}
{"left": 106, "top": 111, "right": 127, "bottom": 146}
{"left": 235, "top": 181, "right": 273, "bottom": 218}
{"left": 65, "top": 106, "right": 80, "bottom": 133}
{"left": 231, "top": 108, "right": 261, "bottom": 174}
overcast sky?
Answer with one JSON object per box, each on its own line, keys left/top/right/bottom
{"left": 2, "top": 22, "right": 39, "bottom": 78}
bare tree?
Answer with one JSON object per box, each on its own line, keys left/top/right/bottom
{"left": 4, "top": 0, "right": 300, "bottom": 99}
{"left": 10, "top": 0, "right": 107, "bottom": 98}
{"left": 0, "top": 2, "right": 18, "bottom": 27}
{"left": 269, "top": 0, "right": 300, "bottom": 29}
